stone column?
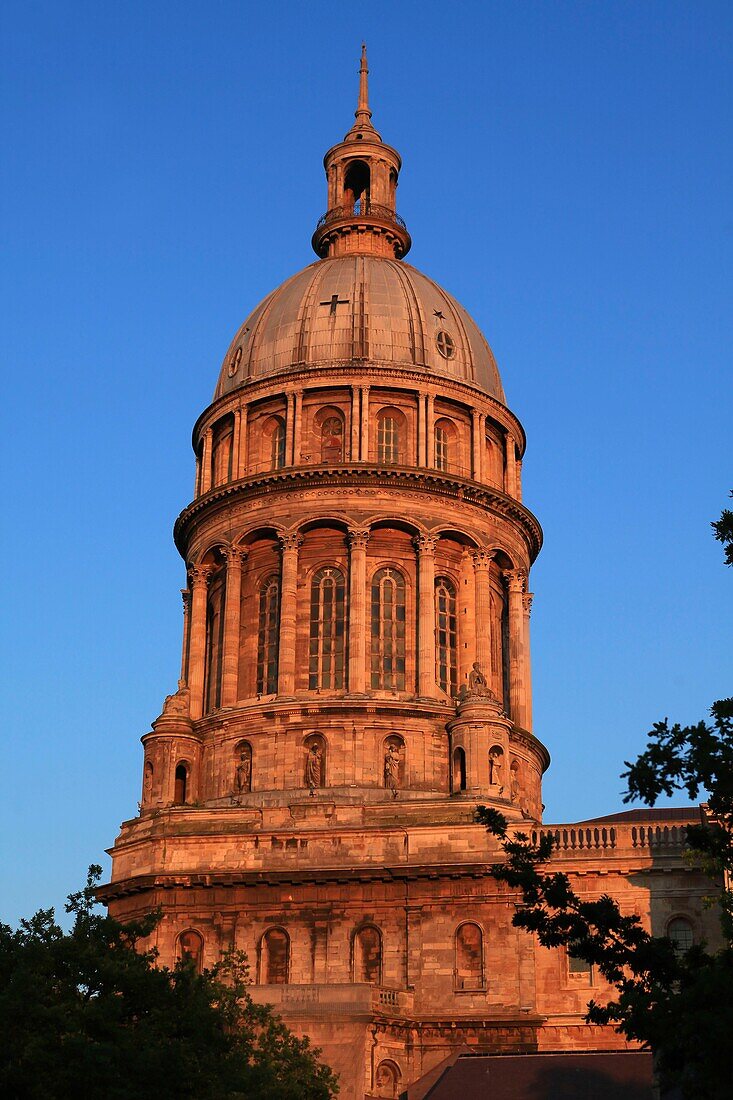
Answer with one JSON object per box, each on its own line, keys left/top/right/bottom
{"left": 414, "top": 535, "right": 437, "bottom": 698}
{"left": 504, "top": 433, "right": 517, "bottom": 497}
{"left": 221, "top": 546, "right": 247, "bottom": 707}
{"left": 418, "top": 393, "right": 428, "bottom": 467}
{"left": 523, "top": 591, "right": 534, "bottom": 733}
{"left": 351, "top": 385, "right": 360, "bottom": 459}
{"left": 471, "top": 549, "right": 493, "bottom": 681}
{"left": 201, "top": 430, "right": 213, "bottom": 494}
{"left": 277, "top": 534, "right": 301, "bottom": 696}
{"left": 285, "top": 393, "right": 295, "bottom": 466}
{"left": 187, "top": 565, "right": 212, "bottom": 720}
{"left": 503, "top": 569, "right": 527, "bottom": 728}
{"left": 180, "top": 588, "right": 191, "bottom": 683}
{"left": 360, "top": 386, "right": 370, "bottom": 460}
{"left": 347, "top": 526, "right": 370, "bottom": 693}
{"left": 237, "top": 404, "right": 249, "bottom": 478}
{"left": 426, "top": 394, "right": 435, "bottom": 467}
{"left": 516, "top": 458, "right": 523, "bottom": 502}
{"left": 293, "top": 390, "right": 303, "bottom": 465}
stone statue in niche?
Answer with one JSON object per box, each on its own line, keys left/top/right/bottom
{"left": 235, "top": 746, "right": 252, "bottom": 794}
{"left": 306, "top": 741, "right": 324, "bottom": 793}
{"left": 509, "top": 760, "right": 521, "bottom": 804}
{"left": 488, "top": 746, "right": 503, "bottom": 788}
{"left": 143, "top": 764, "right": 153, "bottom": 801}
{"left": 384, "top": 743, "right": 401, "bottom": 797}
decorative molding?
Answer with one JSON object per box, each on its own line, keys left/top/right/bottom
{"left": 278, "top": 533, "right": 303, "bottom": 553}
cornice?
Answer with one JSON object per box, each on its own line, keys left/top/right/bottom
{"left": 173, "top": 467, "right": 543, "bottom": 562}
{"left": 192, "top": 362, "right": 527, "bottom": 454}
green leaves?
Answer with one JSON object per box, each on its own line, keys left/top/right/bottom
{"left": 0, "top": 869, "right": 338, "bottom": 1099}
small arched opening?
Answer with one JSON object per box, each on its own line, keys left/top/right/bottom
{"left": 174, "top": 763, "right": 189, "bottom": 805}
{"left": 455, "top": 922, "right": 484, "bottom": 990}
{"left": 452, "top": 746, "right": 467, "bottom": 793}
{"left": 176, "top": 929, "right": 204, "bottom": 974}
{"left": 344, "top": 159, "right": 370, "bottom": 213}
{"left": 260, "top": 927, "right": 290, "bottom": 984}
{"left": 352, "top": 925, "right": 382, "bottom": 984}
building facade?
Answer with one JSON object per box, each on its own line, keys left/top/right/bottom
{"left": 103, "top": 51, "right": 717, "bottom": 1100}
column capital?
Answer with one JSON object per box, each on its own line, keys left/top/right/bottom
{"left": 523, "top": 592, "right": 534, "bottom": 616}
{"left": 181, "top": 588, "right": 191, "bottom": 609}
{"left": 221, "top": 544, "right": 248, "bottom": 566}
{"left": 470, "top": 547, "right": 494, "bottom": 571}
{"left": 413, "top": 533, "right": 437, "bottom": 555}
{"left": 503, "top": 567, "right": 527, "bottom": 594}
{"left": 188, "top": 564, "right": 213, "bottom": 589}
{"left": 278, "top": 532, "right": 303, "bottom": 554}
{"left": 347, "top": 526, "right": 370, "bottom": 551}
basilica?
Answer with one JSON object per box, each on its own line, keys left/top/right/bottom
{"left": 102, "top": 51, "right": 714, "bottom": 1099}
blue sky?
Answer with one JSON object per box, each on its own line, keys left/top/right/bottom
{"left": 2, "top": 1, "right": 731, "bottom": 925}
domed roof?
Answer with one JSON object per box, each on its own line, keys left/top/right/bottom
{"left": 215, "top": 255, "right": 505, "bottom": 402}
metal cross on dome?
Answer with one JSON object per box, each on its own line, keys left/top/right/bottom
{"left": 320, "top": 293, "right": 350, "bottom": 316}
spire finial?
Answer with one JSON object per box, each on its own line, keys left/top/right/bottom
{"left": 355, "top": 42, "right": 372, "bottom": 126}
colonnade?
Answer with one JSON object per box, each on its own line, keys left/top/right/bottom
{"left": 196, "top": 388, "right": 522, "bottom": 493}
{"left": 183, "top": 535, "right": 533, "bottom": 730}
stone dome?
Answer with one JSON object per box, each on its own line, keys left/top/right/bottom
{"left": 214, "top": 255, "right": 505, "bottom": 403}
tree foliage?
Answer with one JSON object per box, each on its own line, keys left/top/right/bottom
{"left": 476, "top": 503, "right": 733, "bottom": 1100}
{"left": 0, "top": 867, "right": 338, "bottom": 1100}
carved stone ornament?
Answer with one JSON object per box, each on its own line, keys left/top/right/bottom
{"left": 278, "top": 532, "right": 303, "bottom": 553}
{"left": 412, "top": 534, "right": 437, "bottom": 555}
{"left": 470, "top": 548, "right": 494, "bottom": 570}
{"left": 188, "top": 564, "right": 212, "bottom": 589}
{"left": 160, "top": 681, "right": 191, "bottom": 718}
{"left": 503, "top": 568, "right": 527, "bottom": 594}
{"left": 222, "top": 544, "right": 248, "bottom": 567}
{"left": 347, "top": 526, "right": 370, "bottom": 551}
{"left": 523, "top": 592, "right": 534, "bottom": 616}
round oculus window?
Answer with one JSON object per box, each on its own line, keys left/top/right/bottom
{"left": 436, "top": 331, "right": 456, "bottom": 359}
{"left": 227, "top": 345, "right": 243, "bottom": 377}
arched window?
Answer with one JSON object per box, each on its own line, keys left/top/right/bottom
{"left": 176, "top": 929, "right": 204, "bottom": 973}
{"left": 455, "top": 922, "right": 484, "bottom": 990}
{"left": 320, "top": 415, "right": 344, "bottom": 463}
{"left": 309, "top": 567, "right": 345, "bottom": 689}
{"left": 452, "top": 747, "right": 466, "bottom": 793}
{"left": 256, "top": 575, "right": 280, "bottom": 695}
{"left": 435, "top": 425, "right": 449, "bottom": 471}
{"left": 270, "top": 417, "right": 286, "bottom": 470}
{"left": 204, "top": 572, "right": 225, "bottom": 713}
{"left": 261, "top": 928, "right": 289, "bottom": 984}
{"left": 174, "top": 763, "right": 188, "bottom": 805}
{"left": 377, "top": 414, "right": 400, "bottom": 464}
{"left": 435, "top": 576, "right": 457, "bottom": 696}
{"left": 211, "top": 414, "right": 234, "bottom": 486}
{"left": 370, "top": 567, "right": 406, "bottom": 690}
{"left": 353, "top": 925, "right": 382, "bottom": 984}
{"left": 667, "top": 917, "right": 694, "bottom": 953}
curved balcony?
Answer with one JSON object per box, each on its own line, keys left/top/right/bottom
{"left": 312, "top": 201, "right": 411, "bottom": 258}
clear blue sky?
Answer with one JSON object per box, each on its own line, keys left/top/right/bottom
{"left": 2, "top": 1, "right": 731, "bottom": 926}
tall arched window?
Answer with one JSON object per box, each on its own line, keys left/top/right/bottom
{"left": 176, "top": 929, "right": 204, "bottom": 973}
{"left": 353, "top": 925, "right": 382, "bottom": 984}
{"left": 211, "top": 414, "right": 234, "bottom": 486}
{"left": 261, "top": 928, "right": 290, "bottom": 984}
{"left": 377, "top": 416, "right": 399, "bottom": 464}
{"left": 370, "top": 567, "right": 406, "bottom": 690}
{"left": 455, "top": 922, "right": 484, "bottom": 990}
{"left": 309, "top": 567, "right": 345, "bottom": 689}
{"left": 435, "top": 424, "right": 449, "bottom": 471}
{"left": 270, "top": 417, "right": 286, "bottom": 469}
{"left": 256, "top": 575, "right": 280, "bottom": 695}
{"left": 204, "top": 573, "right": 225, "bottom": 713}
{"left": 174, "top": 763, "right": 188, "bottom": 805}
{"left": 435, "top": 576, "right": 457, "bottom": 696}
{"left": 320, "top": 415, "right": 344, "bottom": 463}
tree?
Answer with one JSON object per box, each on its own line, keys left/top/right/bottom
{"left": 476, "top": 503, "right": 733, "bottom": 1100}
{"left": 0, "top": 867, "right": 338, "bottom": 1100}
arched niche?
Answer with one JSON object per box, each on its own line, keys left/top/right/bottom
{"left": 304, "top": 733, "right": 326, "bottom": 789}
{"left": 452, "top": 746, "right": 467, "bottom": 793}
{"left": 176, "top": 929, "right": 204, "bottom": 974}
{"left": 260, "top": 927, "right": 290, "bottom": 984}
{"left": 352, "top": 924, "right": 382, "bottom": 984}
{"left": 234, "top": 741, "right": 252, "bottom": 794}
{"left": 455, "top": 922, "right": 484, "bottom": 990}
{"left": 383, "top": 734, "right": 405, "bottom": 792}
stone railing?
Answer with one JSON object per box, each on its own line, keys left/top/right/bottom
{"left": 314, "top": 202, "right": 408, "bottom": 232}
{"left": 531, "top": 821, "right": 690, "bottom": 853}
{"left": 248, "top": 982, "right": 412, "bottom": 1016}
